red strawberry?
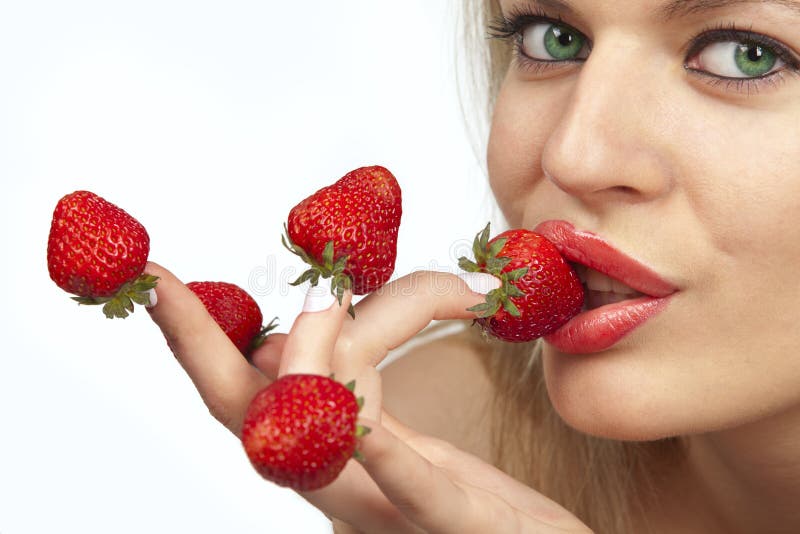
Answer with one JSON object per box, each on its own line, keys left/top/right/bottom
{"left": 241, "top": 374, "right": 369, "bottom": 492}
{"left": 186, "top": 281, "right": 277, "bottom": 357}
{"left": 47, "top": 190, "right": 158, "bottom": 319}
{"left": 459, "top": 223, "right": 584, "bottom": 342}
{"left": 283, "top": 165, "right": 402, "bottom": 303}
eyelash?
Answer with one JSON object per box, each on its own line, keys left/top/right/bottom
{"left": 685, "top": 23, "right": 800, "bottom": 93}
{"left": 488, "top": 6, "right": 580, "bottom": 74}
{"left": 488, "top": 7, "right": 800, "bottom": 94}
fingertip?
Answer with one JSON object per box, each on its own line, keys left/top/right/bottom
{"left": 301, "top": 278, "right": 355, "bottom": 316}
{"left": 142, "top": 261, "right": 178, "bottom": 313}
{"left": 140, "top": 262, "right": 207, "bottom": 340}
{"left": 457, "top": 272, "right": 502, "bottom": 295}
{"left": 144, "top": 287, "right": 158, "bottom": 309}
{"left": 143, "top": 260, "right": 173, "bottom": 283}
{"left": 303, "top": 280, "right": 338, "bottom": 313}
{"left": 278, "top": 285, "right": 353, "bottom": 377}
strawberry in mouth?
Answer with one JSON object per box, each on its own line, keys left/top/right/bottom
{"left": 535, "top": 221, "right": 677, "bottom": 354}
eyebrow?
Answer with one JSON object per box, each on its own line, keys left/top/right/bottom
{"left": 523, "top": 0, "right": 575, "bottom": 14}
{"left": 659, "top": 0, "right": 800, "bottom": 19}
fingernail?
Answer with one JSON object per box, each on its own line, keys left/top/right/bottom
{"left": 303, "top": 279, "right": 337, "bottom": 313}
{"left": 145, "top": 288, "right": 158, "bottom": 308}
{"left": 458, "top": 272, "right": 501, "bottom": 295}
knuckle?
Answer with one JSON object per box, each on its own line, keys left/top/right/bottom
{"left": 408, "top": 436, "right": 458, "bottom": 468}
{"left": 364, "top": 432, "right": 394, "bottom": 466}
{"left": 204, "top": 395, "right": 240, "bottom": 433}
{"left": 388, "top": 486, "right": 428, "bottom": 521}
{"left": 384, "top": 270, "right": 428, "bottom": 299}
{"left": 331, "top": 519, "right": 362, "bottom": 534}
{"left": 334, "top": 331, "right": 357, "bottom": 356}
{"left": 401, "top": 270, "right": 458, "bottom": 300}
{"left": 335, "top": 321, "right": 385, "bottom": 367}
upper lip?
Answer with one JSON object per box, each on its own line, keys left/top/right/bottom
{"left": 534, "top": 220, "right": 677, "bottom": 298}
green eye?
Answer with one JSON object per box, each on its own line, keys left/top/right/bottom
{"left": 734, "top": 43, "right": 776, "bottom": 77}
{"left": 693, "top": 39, "right": 786, "bottom": 79}
{"left": 544, "top": 25, "right": 585, "bottom": 60}
{"left": 521, "top": 22, "right": 587, "bottom": 61}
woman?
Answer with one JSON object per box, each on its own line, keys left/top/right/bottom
{"left": 145, "top": 0, "right": 800, "bottom": 531}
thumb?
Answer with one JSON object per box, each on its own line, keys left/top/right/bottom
{"left": 355, "top": 418, "right": 474, "bottom": 533}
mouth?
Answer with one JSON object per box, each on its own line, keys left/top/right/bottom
{"left": 534, "top": 220, "right": 677, "bottom": 354}
{"left": 572, "top": 263, "right": 646, "bottom": 310}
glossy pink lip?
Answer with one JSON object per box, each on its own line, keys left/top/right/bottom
{"left": 534, "top": 220, "right": 677, "bottom": 354}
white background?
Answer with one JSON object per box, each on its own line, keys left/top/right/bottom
{"left": 0, "top": 1, "right": 499, "bottom": 533}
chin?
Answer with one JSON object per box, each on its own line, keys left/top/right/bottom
{"left": 541, "top": 345, "right": 692, "bottom": 442}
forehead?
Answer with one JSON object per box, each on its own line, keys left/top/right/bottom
{"left": 496, "top": 0, "right": 800, "bottom": 21}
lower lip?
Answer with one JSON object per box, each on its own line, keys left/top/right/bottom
{"left": 544, "top": 295, "right": 672, "bottom": 354}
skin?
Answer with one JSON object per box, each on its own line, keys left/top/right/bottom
{"left": 144, "top": 0, "right": 800, "bottom": 532}
{"left": 145, "top": 263, "right": 588, "bottom": 533}
{"left": 488, "top": 0, "right": 800, "bottom": 531}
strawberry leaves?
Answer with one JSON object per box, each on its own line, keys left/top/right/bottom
{"left": 459, "top": 223, "right": 585, "bottom": 342}
{"left": 459, "top": 223, "right": 529, "bottom": 318}
{"left": 282, "top": 224, "right": 356, "bottom": 318}
{"left": 284, "top": 166, "right": 401, "bottom": 297}
{"left": 249, "top": 316, "right": 280, "bottom": 353}
{"left": 344, "top": 378, "right": 372, "bottom": 459}
{"left": 71, "top": 273, "right": 159, "bottom": 319}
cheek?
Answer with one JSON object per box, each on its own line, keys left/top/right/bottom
{"left": 677, "top": 109, "right": 800, "bottom": 329}
{"left": 487, "top": 79, "right": 557, "bottom": 225}
{"left": 678, "top": 115, "right": 800, "bottom": 259}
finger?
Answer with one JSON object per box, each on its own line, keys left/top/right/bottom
{"left": 356, "top": 418, "right": 479, "bottom": 534}
{"left": 330, "top": 519, "right": 364, "bottom": 534}
{"left": 301, "top": 461, "right": 421, "bottom": 534}
{"left": 380, "top": 411, "right": 419, "bottom": 441}
{"left": 279, "top": 280, "right": 353, "bottom": 377}
{"left": 249, "top": 333, "right": 287, "bottom": 380}
{"left": 144, "top": 262, "right": 268, "bottom": 435}
{"left": 380, "top": 413, "right": 586, "bottom": 532}
{"left": 332, "top": 271, "right": 498, "bottom": 378}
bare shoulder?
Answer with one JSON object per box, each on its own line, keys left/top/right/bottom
{"left": 379, "top": 323, "right": 495, "bottom": 462}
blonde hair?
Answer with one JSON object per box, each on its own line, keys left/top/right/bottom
{"left": 459, "top": 2, "right": 684, "bottom": 531}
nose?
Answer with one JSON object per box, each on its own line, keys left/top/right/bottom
{"left": 541, "top": 35, "right": 673, "bottom": 204}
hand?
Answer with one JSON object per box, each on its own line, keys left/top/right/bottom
{"left": 145, "top": 262, "right": 592, "bottom": 534}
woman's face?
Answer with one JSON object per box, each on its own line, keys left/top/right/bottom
{"left": 488, "top": 0, "right": 800, "bottom": 440}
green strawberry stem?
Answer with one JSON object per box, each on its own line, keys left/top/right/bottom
{"left": 71, "top": 273, "right": 159, "bottom": 319}
{"left": 282, "top": 224, "right": 356, "bottom": 318}
{"left": 342, "top": 378, "right": 371, "bottom": 461}
{"left": 248, "top": 316, "right": 280, "bottom": 354}
{"left": 458, "top": 222, "right": 528, "bottom": 319}
{"left": 352, "top": 423, "right": 372, "bottom": 463}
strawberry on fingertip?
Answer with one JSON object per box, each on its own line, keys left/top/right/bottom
{"left": 47, "top": 190, "right": 158, "bottom": 319}
{"left": 283, "top": 165, "right": 402, "bottom": 307}
{"left": 241, "top": 374, "right": 368, "bottom": 492}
